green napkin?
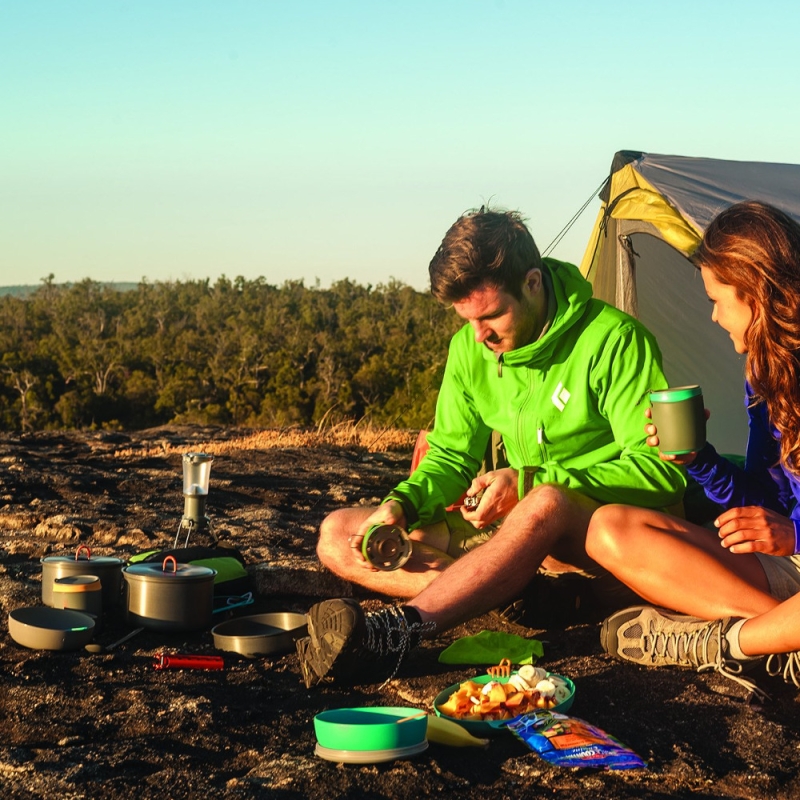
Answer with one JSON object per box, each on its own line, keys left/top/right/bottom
{"left": 438, "top": 630, "right": 544, "bottom": 666}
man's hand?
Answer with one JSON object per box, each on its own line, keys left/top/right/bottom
{"left": 461, "top": 468, "right": 519, "bottom": 528}
{"left": 715, "top": 505, "right": 797, "bottom": 556}
{"left": 349, "top": 500, "right": 407, "bottom": 569}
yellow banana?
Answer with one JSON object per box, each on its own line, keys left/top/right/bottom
{"left": 426, "top": 714, "right": 489, "bottom": 748}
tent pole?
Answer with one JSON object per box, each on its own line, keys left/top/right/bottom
{"left": 616, "top": 234, "right": 639, "bottom": 317}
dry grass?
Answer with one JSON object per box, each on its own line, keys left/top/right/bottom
{"left": 114, "top": 421, "right": 419, "bottom": 460}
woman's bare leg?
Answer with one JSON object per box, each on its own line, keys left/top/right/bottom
{"left": 737, "top": 592, "right": 800, "bottom": 655}
{"left": 586, "top": 504, "right": 779, "bottom": 620}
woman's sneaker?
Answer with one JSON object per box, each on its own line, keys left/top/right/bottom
{"left": 600, "top": 606, "right": 767, "bottom": 700}
{"left": 296, "top": 599, "right": 435, "bottom": 688}
{"left": 766, "top": 651, "right": 800, "bottom": 688}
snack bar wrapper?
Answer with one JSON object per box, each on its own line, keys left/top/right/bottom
{"left": 507, "top": 710, "right": 647, "bottom": 770}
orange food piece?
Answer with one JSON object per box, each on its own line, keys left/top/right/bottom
{"left": 504, "top": 691, "right": 525, "bottom": 708}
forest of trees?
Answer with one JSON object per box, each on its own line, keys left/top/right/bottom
{"left": 0, "top": 275, "right": 463, "bottom": 433}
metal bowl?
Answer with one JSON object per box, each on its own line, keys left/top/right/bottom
{"left": 211, "top": 612, "right": 307, "bottom": 657}
{"left": 8, "top": 606, "right": 96, "bottom": 651}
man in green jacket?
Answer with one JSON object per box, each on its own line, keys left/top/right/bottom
{"left": 297, "top": 207, "right": 685, "bottom": 687}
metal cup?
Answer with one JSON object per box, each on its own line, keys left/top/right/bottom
{"left": 53, "top": 574, "right": 103, "bottom": 617}
{"left": 649, "top": 385, "right": 706, "bottom": 455}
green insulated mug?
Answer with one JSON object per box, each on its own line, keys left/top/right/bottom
{"left": 362, "top": 525, "right": 412, "bottom": 571}
{"left": 649, "top": 385, "right": 706, "bottom": 455}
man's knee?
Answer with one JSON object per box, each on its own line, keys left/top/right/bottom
{"left": 317, "top": 508, "right": 351, "bottom": 568}
{"left": 521, "top": 483, "right": 598, "bottom": 524}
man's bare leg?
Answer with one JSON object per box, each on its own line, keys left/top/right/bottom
{"left": 299, "top": 484, "right": 603, "bottom": 687}
{"left": 407, "top": 485, "right": 601, "bottom": 633}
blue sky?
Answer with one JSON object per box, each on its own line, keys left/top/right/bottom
{"left": 2, "top": 1, "right": 799, "bottom": 290}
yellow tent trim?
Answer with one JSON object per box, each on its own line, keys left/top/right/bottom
{"left": 579, "top": 163, "right": 703, "bottom": 279}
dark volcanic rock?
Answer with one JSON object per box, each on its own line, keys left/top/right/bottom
{"left": 0, "top": 427, "right": 799, "bottom": 799}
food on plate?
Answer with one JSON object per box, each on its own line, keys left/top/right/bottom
{"left": 437, "top": 670, "right": 572, "bottom": 721}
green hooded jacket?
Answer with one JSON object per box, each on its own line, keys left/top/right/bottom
{"left": 390, "top": 258, "right": 686, "bottom": 527}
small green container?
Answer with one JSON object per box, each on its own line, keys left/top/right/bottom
{"left": 649, "top": 385, "right": 706, "bottom": 455}
{"left": 313, "top": 707, "right": 427, "bottom": 751}
{"left": 362, "top": 525, "right": 412, "bottom": 570}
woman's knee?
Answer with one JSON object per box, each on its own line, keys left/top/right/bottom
{"left": 585, "top": 504, "right": 637, "bottom": 565}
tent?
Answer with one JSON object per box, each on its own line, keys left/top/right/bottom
{"left": 578, "top": 151, "right": 800, "bottom": 456}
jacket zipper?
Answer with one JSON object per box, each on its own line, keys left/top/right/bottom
{"left": 537, "top": 425, "right": 546, "bottom": 462}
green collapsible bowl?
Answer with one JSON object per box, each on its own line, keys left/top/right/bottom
{"left": 313, "top": 707, "right": 427, "bottom": 751}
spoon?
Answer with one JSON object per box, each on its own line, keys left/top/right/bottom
{"left": 85, "top": 626, "right": 145, "bottom": 654}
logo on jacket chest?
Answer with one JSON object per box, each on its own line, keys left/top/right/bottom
{"left": 551, "top": 382, "right": 571, "bottom": 412}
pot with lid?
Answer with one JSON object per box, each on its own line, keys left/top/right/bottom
{"left": 123, "top": 555, "right": 217, "bottom": 632}
{"left": 41, "top": 545, "right": 125, "bottom": 608}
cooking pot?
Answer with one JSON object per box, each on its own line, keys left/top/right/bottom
{"left": 123, "top": 555, "right": 217, "bottom": 632}
{"left": 41, "top": 545, "right": 125, "bottom": 608}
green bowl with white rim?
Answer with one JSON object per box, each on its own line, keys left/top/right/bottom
{"left": 313, "top": 706, "right": 428, "bottom": 751}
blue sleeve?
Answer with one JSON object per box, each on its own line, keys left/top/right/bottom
{"left": 687, "top": 387, "right": 788, "bottom": 514}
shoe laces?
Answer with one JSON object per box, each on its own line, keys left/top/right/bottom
{"left": 646, "top": 620, "right": 769, "bottom": 702}
{"left": 765, "top": 650, "right": 800, "bottom": 688}
{"left": 363, "top": 606, "right": 436, "bottom": 686}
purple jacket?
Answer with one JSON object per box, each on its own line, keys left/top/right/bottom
{"left": 687, "top": 383, "right": 800, "bottom": 554}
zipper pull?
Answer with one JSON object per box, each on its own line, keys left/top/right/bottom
{"left": 497, "top": 355, "right": 503, "bottom": 377}
{"left": 537, "top": 428, "right": 544, "bottom": 444}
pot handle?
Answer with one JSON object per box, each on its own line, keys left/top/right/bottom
{"left": 75, "top": 545, "right": 92, "bottom": 561}
{"left": 162, "top": 555, "right": 178, "bottom": 574}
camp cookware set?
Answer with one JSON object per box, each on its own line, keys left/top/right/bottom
{"left": 12, "top": 544, "right": 304, "bottom": 657}
{"left": 11, "top": 453, "right": 303, "bottom": 655}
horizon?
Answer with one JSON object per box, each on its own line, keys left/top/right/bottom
{"left": 3, "top": 1, "right": 800, "bottom": 290}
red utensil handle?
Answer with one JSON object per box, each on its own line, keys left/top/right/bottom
{"left": 153, "top": 653, "right": 224, "bottom": 670}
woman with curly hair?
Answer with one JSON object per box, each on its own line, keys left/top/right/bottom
{"left": 587, "top": 200, "right": 800, "bottom": 698}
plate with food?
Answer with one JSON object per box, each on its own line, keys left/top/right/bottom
{"left": 433, "top": 663, "right": 575, "bottom": 736}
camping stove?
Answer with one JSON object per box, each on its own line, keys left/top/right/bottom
{"left": 175, "top": 452, "right": 214, "bottom": 547}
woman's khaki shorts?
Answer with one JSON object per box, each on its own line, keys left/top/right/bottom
{"left": 755, "top": 553, "right": 800, "bottom": 601}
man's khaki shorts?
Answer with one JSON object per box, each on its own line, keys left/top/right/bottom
{"left": 443, "top": 510, "right": 500, "bottom": 558}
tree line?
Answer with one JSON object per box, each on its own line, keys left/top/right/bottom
{"left": 0, "top": 275, "right": 463, "bottom": 433}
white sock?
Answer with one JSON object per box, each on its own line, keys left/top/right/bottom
{"left": 725, "top": 618, "right": 757, "bottom": 661}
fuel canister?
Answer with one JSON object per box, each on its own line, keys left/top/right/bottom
{"left": 362, "top": 524, "right": 412, "bottom": 571}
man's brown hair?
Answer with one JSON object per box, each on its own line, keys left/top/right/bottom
{"left": 429, "top": 207, "right": 543, "bottom": 304}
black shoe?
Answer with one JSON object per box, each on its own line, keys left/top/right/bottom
{"left": 296, "top": 599, "right": 435, "bottom": 688}
{"left": 493, "top": 572, "right": 594, "bottom": 628}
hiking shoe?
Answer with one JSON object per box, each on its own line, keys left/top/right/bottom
{"left": 297, "top": 599, "right": 435, "bottom": 688}
{"left": 766, "top": 651, "right": 800, "bottom": 688}
{"left": 601, "top": 606, "right": 767, "bottom": 700}
{"left": 492, "top": 572, "right": 592, "bottom": 628}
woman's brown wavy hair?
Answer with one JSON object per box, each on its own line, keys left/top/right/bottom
{"left": 692, "top": 201, "right": 800, "bottom": 474}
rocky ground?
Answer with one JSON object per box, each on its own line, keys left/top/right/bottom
{"left": 1, "top": 426, "right": 799, "bottom": 800}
